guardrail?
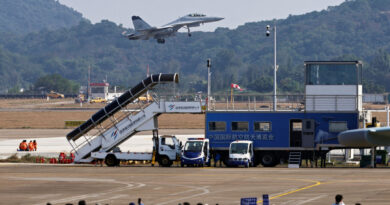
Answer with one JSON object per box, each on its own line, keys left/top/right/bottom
{"left": 156, "top": 94, "right": 366, "bottom": 112}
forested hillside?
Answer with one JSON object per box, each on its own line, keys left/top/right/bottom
{"left": 0, "top": 0, "right": 390, "bottom": 94}
{"left": 0, "top": 0, "right": 83, "bottom": 34}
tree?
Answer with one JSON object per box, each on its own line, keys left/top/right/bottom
{"left": 34, "top": 74, "right": 79, "bottom": 94}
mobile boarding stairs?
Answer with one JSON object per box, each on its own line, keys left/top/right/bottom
{"left": 66, "top": 73, "right": 203, "bottom": 163}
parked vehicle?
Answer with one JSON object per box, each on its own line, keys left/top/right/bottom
{"left": 46, "top": 91, "right": 64, "bottom": 99}
{"left": 91, "top": 135, "right": 181, "bottom": 167}
{"left": 90, "top": 97, "right": 107, "bottom": 103}
{"left": 181, "top": 138, "right": 210, "bottom": 167}
{"left": 138, "top": 94, "right": 153, "bottom": 103}
{"left": 206, "top": 111, "right": 359, "bottom": 167}
{"left": 228, "top": 140, "right": 254, "bottom": 168}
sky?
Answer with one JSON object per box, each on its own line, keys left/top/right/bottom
{"left": 59, "top": 0, "right": 345, "bottom": 32}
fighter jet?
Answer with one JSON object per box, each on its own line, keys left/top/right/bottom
{"left": 123, "top": 13, "right": 224, "bottom": 44}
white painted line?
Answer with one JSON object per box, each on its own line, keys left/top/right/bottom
{"left": 296, "top": 194, "right": 327, "bottom": 205}
{"left": 156, "top": 186, "right": 210, "bottom": 205}
{"left": 8, "top": 177, "right": 145, "bottom": 205}
{"left": 89, "top": 194, "right": 129, "bottom": 204}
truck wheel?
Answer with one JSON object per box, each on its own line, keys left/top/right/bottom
{"left": 181, "top": 162, "right": 184, "bottom": 167}
{"left": 159, "top": 156, "right": 172, "bottom": 167}
{"left": 261, "top": 152, "right": 277, "bottom": 167}
{"left": 105, "top": 154, "right": 118, "bottom": 167}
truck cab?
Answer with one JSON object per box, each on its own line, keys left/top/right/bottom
{"left": 181, "top": 138, "right": 210, "bottom": 167}
{"left": 158, "top": 135, "right": 181, "bottom": 166}
{"left": 228, "top": 140, "right": 254, "bottom": 168}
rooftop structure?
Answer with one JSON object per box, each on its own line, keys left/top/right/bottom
{"left": 304, "top": 61, "right": 363, "bottom": 112}
{"left": 90, "top": 82, "right": 109, "bottom": 100}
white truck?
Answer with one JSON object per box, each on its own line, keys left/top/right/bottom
{"left": 228, "top": 140, "right": 254, "bottom": 168}
{"left": 91, "top": 135, "right": 181, "bottom": 167}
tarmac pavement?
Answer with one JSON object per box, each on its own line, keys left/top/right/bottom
{"left": 0, "top": 163, "right": 389, "bottom": 205}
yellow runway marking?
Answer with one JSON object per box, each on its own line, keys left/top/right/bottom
{"left": 257, "top": 179, "right": 322, "bottom": 204}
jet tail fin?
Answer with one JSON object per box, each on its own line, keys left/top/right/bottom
{"left": 132, "top": 16, "right": 152, "bottom": 31}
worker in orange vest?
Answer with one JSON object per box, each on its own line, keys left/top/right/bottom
{"left": 28, "top": 140, "right": 34, "bottom": 151}
{"left": 33, "top": 140, "right": 37, "bottom": 151}
{"left": 19, "top": 140, "right": 28, "bottom": 151}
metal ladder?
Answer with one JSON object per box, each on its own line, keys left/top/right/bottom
{"left": 288, "top": 152, "right": 301, "bottom": 168}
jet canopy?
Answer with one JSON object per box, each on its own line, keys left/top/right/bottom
{"left": 187, "top": 13, "right": 206, "bottom": 17}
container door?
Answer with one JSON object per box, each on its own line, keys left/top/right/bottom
{"left": 290, "top": 120, "right": 302, "bottom": 147}
{"left": 302, "top": 119, "right": 315, "bottom": 148}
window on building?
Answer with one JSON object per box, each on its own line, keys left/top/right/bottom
{"left": 254, "top": 122, "right": 271, "bottom": 132}
{"left": 329, "top": 121, "right": 348, "bottom": 132}
{"left": 91, "top": 87, "right": 105, "bottom": 93}
{"left": 232, "top": 122, "right": 249, "bottom": 131}
{"left": 292, "top": 122, "right": 302, "bottom": 131}
{"left": 208, "top": 121, "right": 226, "bottom": 131}
{"left": 305, "top": 63, "right": 361, "bottom": 85}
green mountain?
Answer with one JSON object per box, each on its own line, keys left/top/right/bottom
{"left": 0, "top": 0, "right": 390, "bottom": 94}
{"left": 0, "top": 0, "right": 83, "bottom": 34}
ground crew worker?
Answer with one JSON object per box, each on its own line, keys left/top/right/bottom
{"left": 18, "top": 141, "right": 23, "bottom": 151}
{"left": 33, "top": 140, "right": 37, "bottom": 151}
{"left": 28, "top": 140, "right": 34, "bottom": 151}
{"left": 214, "top": 152, "right": 221, "bottom": 167}
{"left": 19, "top": 140, "right": 28, "bottom": 151}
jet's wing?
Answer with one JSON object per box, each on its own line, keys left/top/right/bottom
{"left": 163, "top": 21, "right": 201, "bottom": 28}
{"left": 138, "top": 26, "right": 174, "bottom": 33}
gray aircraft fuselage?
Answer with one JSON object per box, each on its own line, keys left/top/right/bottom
{"left": 125, "top": 13, "right": 223, "bottom": 43}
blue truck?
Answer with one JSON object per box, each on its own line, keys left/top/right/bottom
{"left": 205, "top": 61, "right": 364, "bottom": 167}
{"left": 206, "top": 111, "right": 359, "bottom": 167}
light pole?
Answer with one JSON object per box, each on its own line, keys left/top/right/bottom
{"left": 266, "top": 24, "right": 277, "bottom": 111}
{"left": 207, "top": 59, "right": 211, "bottom": 111}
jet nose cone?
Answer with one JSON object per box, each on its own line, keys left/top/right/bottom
{"left": 210, "top": 17, "right": 224, "bottom": 22}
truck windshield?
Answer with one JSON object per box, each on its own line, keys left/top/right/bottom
{"left": 230, "top": 143, "right": 248, "bottom": 154}
{"left": 184, "top": 141, "right": 203, "bottom": 152}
